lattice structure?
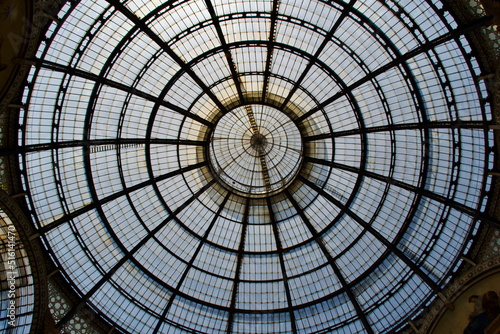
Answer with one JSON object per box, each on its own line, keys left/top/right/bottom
{"left": 9, "top": 0, "right": 500, "bottom": 333}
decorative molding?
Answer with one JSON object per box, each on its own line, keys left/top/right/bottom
{"left": 415, "top": 256, "right": 500, "bottom": 333}
{"left": 0, "top": 188, "right": 48, "bottom": 334}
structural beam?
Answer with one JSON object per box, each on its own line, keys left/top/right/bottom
{"left": 262, "top": 0, "right": 280, "bottom": 102}
{"left": 295, "top": 15, "right": 493, "bottom": 124}
{"left": 303, "top": 120, "right": 488, "bottom": 142}
{"left": 304, "top": 156, "right": 499, "bottom": 228}
{"left": 153, "top": 192, "right": 231, "bottom": 334}
{"left": 105, "top": 0, "right": 228, "bottom": 115}
{"left": 226, "top": 197, "right": 250, "bottom": 334}
{"left": 204, "top": 0, "right": 246, "bottom": 104}
{"left": 298, "top": 175, "right": 441, "bottom": 292}
{"left": 266, "top": 198, "right": 298, "bottom": 334}
{"left": 285, "top": 190, "right": 374, "bottom": 334}
{"left": 1, "top": 138, "right": 205, "bottom": 156}
{"left": 34, "top": 59, "right": 214, "bottom": 128}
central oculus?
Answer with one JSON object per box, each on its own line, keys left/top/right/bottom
{"left": 208, "top": 104, "right": 303, "bottom": 197}
{"left": 250, "top": 133, "right": 268, "bottom": 150}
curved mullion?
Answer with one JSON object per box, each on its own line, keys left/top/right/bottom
{"left": 304, "top": 156, "right": 497, "bottom": 227}
{"left": 70, "top": 39, "right": 212, "bottom": 329}
{"left": 35, "top": 161, "right": 207, "bottom": 236}
{"left": 226, "top": 197, "right": 250, "bottom": 334}
{"left": 262, "top": 0, "right": 280, "bottom": 102}
{"left": 181, "top": 37, "right": 350, "bottom": 129}
{"left": 104, "top": 0, "right": 228, "bottom": 115}
{"left": 270, "top": 142, "right": 303, "bottom": 155}
{"left": 279, "top": 0, "right": 357, "bottom": 111}
{"left": 294, "top": 15, "right": 492, "bottom": 125}
{"left": 54, "top": 178, "right": 216, "bottom": 329}
{"left": 34, "top": 59, "right": 214, "bottom": 128}
{"left": 152, "top": 191, "right": 231, "bottom": 334}
{"left": 421, "top": 0, "right": 495, "bottom": 284}
{"left": 284, "top": 189, "right": 374, "bottom": 334}
{"left": 298, "top": 174, "right": 441, "bottom": 293}
{"left": 266, "top": 198, "right": 298, "bottom": 334}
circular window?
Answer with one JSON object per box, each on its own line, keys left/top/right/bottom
{"left": 208, "top": 105, "right": 302, "bottom": 197}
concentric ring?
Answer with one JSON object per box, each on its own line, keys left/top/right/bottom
{"left": 16, "top": 0, "right": 495, "bottom": 333}
{"left": 208, "top": 104, "right": 303, "bottom": 197}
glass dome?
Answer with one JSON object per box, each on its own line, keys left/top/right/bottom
{"left": 18, "top": 0, "right": 494, "bottom": 333}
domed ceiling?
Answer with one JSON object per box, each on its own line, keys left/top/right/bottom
{"left": 17, "top": 0, "right": 494, "bottom": 333}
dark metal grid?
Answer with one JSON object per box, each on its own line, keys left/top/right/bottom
{"left": 53, "top": 179, "right": 216, "bottom": 329}
{"left": 208, "top": 105, "right": 303, "bottom": 197}
{"left": 226, "top": 197, "right": 249, "bottom": 334}
{"left": 284, "top": 189, "right": 374, "bottom": 334}
{"left": 15, "top": 0, "right": 496, "bottom": 332}
{"left": 22, "top": 28, "right": 446, "bottom": 332}
{"left": 278, "top": 0, "right": 358, "bottom": 111}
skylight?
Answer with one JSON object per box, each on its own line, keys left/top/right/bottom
{"left": 18, "top": 0, "right": 493, "bottom": 333}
